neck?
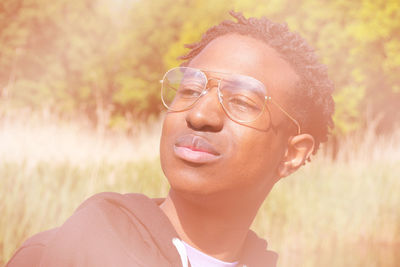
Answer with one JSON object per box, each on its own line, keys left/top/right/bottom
{"left": 159, "top": 188, "right": 267, "bottom": 262}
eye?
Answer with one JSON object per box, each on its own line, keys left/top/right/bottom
{"left": 177, "top": 82, "right": 204, "bottom": 98}
{"left": 228, "top": 95, "right": 261, "bottom": 113}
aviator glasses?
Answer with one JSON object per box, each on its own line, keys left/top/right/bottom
{"left": 160, "top": 67, "right": 301, "bottom": 134}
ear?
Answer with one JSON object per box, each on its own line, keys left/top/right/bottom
{"left": 278, "top": 134, "right": 315, "bottom": 178}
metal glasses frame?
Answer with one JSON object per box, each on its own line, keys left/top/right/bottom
{"left": 160, "top": 67, "right": 301, "bottom": 135}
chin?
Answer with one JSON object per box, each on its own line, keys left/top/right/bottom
{"left": 163, "top": 168, "right": 216, "bottom": 195}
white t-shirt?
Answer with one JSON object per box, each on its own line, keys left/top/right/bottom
{"left": 182, "top": 240, "right": 239, "bottom": 267}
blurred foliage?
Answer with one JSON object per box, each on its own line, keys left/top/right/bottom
{"left": 0, "top": 0, "right": 399, "bottom": 134}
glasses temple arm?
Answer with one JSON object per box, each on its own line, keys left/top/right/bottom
{"left": 267, "top": 97, "right": 301, "bottom": 135}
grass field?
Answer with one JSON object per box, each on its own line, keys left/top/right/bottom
{"left": 1, "top": 114, "right": 399, "bottom": 266}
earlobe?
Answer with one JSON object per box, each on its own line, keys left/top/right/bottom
{"left": 278, "top": 161, "right": 291, "bottom": 178}
{"left": 278, "top": 134, "right": 315, "bottom": 178}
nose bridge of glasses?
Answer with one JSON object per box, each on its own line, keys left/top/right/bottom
{"left": 205, "top": 77, "right": 220, "bottom": 89}
{"left": 185, "top": 76, "right": 222, "bottom": 114}
{"left": 204, "top": 77, "right": 223, "bottom": 103}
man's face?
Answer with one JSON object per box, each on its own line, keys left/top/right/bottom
{"left": 160, "top": 34, "right": 300, "bottom": 198}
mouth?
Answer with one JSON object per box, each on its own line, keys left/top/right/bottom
{"left": 174, "top": 134, "right": 221, "bottom": 164}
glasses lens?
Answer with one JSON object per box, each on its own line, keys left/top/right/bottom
{"left": 219, "top": 75, "right": 266, "bottom": 122}
{"left": 162, "top": 67, "right": 206, "bottom": 111}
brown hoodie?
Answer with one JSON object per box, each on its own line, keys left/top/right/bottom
{"left": 6, "top": 192, "right": 278, "bottom": 267}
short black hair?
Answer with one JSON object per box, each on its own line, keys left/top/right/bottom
{"left": 180, "top": 11, "right": 335, "bottom": 154}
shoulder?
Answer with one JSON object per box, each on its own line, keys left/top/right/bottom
{"left": 6, "top": 192, "right": 180, "bottom": 267}
{"left": 6, "top": 228, "right": 57, "bottom": 267}
{"left": 5, "top": 193, "right": 151, "bottom": 266}
{"left": 5, "top": 193, "right": 128, "bottom": 267}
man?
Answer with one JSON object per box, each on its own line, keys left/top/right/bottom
{"left": 7, "top": 11, "right": 334, "bottom": 267}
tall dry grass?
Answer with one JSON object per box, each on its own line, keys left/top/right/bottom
{"left": 0, "top": 114, "right": 399, "bottom": 266}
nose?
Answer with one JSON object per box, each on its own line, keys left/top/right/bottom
{"left": 185, "top": 86, "right": 224, "bottom": 132}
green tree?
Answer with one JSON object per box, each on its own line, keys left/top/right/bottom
{"left": 1, "top": 0, "right": 399, "bottom": 135}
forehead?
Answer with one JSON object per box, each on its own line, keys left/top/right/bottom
{"left": 187, "top": 34, "right": 299, "bottom": 97}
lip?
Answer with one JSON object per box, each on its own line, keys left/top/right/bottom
{"left": 174, "top": 134, "right": 221, "bottom": 164}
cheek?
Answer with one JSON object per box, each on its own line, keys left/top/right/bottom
{"left": 160, "top": 115, "right": 177, "bottom": 164}
{"left": 229, "top": 130, "right": 283, "bottom": 184}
